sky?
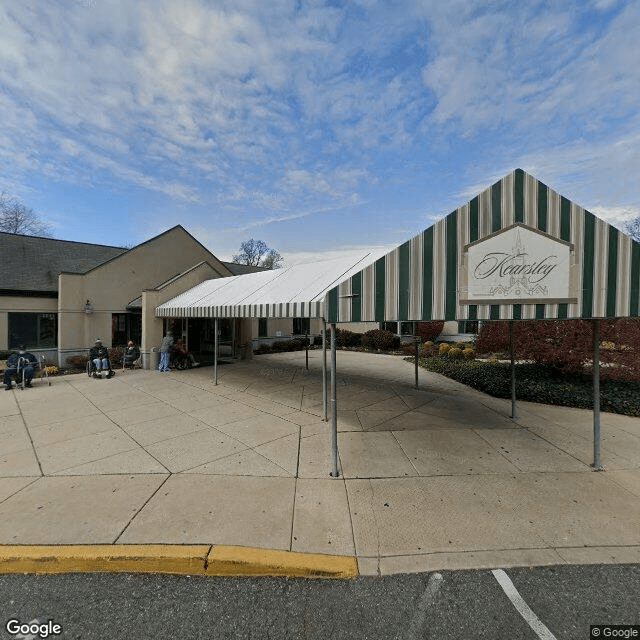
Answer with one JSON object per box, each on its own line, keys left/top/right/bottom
{"left": 1, "top": 0, "right": 639, "bottom": 265}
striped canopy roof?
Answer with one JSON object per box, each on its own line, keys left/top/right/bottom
{"left": 326, "top": 169, "right": 640, "bottom": 323}
{"left": 157, "top": 169, "right": 640, "bottom": 322}
{"left": 156, "top": 249, "right": 387, "bottom": 319}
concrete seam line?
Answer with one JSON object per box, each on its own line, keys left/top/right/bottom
{"left": 0, "top": 545, "right": 358, "bottom": 578}
{"left": 492, "top": 569, "right": 557, "bottom": 640}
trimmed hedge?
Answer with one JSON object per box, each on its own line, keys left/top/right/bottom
{"left": 254, "top": 338, "right": 309, "bottom": 355}
{"left": 418, "top": 356, "right": 640, "bottom": 417}
{"left": 362, "top": 329, "right": 400, "bottom": 351}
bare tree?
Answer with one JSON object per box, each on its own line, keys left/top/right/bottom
{"left": 233, "top": 238, "right": 283, "bottom": 269}
{"left": 0, "top": 192, "right": 52, "bottom": 236}
{"left": 625, "top": 217, "right": 640, "bottom": 243}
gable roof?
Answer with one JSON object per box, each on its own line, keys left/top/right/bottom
{"left": 0, "top": 232, "right": 126, "bottom": 293}
{"left": 326, "top": 168, "right": 640, "bottom": 322}
{"left": 0, "top": 224, "right": 245, "bottom": 295}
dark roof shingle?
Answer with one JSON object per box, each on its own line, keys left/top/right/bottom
{"left": 0, "top": 232, "right": 126, "bottom": 292}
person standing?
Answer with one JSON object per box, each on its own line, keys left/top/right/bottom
{"left": 159, "top": 331, "right": 174, "bottom": 372}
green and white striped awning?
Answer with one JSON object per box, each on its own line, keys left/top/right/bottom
{"left": 326, "top": 169, "right": 640, "bottom": 323}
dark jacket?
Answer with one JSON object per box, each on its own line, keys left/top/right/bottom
{"left": 89, "top": 344, "right": 109, "bottom": 360}
{"left": 8, "top": 351, "right": 37, "bottom": 371}
{"left": 124, "top": 346, "right": 140, "bottom": 361}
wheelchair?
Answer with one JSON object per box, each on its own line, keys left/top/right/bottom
{"left": 86, "top": 357, "right": 115, "bottom": 379}
{"left": 170, "top": 349, "right": 192, "bottom": 370}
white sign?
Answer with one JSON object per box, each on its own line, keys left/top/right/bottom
{"left": 465, "top": 225, "right": 571, "bottom": 303}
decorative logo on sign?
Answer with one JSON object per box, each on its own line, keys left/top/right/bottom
{"left": 465, "top": 225, "right": 572, "bottom": 303}
{"left": 473, "top": 230, "right": 557, "bottom": 297}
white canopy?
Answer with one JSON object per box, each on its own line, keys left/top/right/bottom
{"left": 156, "top": 249, "right": 386, "bottom": 319}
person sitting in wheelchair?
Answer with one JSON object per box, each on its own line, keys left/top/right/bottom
{"left": 89, "top": 338, "right": 114, "bottom": 378}
{"left": 123, "top": 340, "right": 140, "bottom": 369}
{"left": 172, "top": 339, "right": 199, "bottom": 369}
{"left": 170, "top": 342, "right": 190, "bottom": 370}
{"left": 4, "top": 345, "right": 38, "bottom": 390}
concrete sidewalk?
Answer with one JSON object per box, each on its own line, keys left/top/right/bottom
{"left": 1, "top": 350, "right": 639, "bottom": 576}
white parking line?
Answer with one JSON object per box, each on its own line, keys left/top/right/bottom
{"left": 405, "top": 572, "right": 444, "bottom": 640}
{"left": 492, "top": 569, "right": 557, "bottom": 640}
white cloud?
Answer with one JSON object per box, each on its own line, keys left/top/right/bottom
{"left": 0, "top": 0, "right": 638, "bottom": 250}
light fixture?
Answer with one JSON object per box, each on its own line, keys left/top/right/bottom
{"left": 84, "top": 300, "right": 93, "bottom": 314}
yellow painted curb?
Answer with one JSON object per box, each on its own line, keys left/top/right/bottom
{"left": 0, "top": 545, "right": 359, "bottom": 579}
{"left": 0, "top": 545, "right": 210, "bottom": 575}
{"left": 206, "top": 545, "right": 359, "bottom": 578}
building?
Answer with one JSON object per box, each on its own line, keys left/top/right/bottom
{"left": 7, "top": 169, "right": 637, "bottom": 371}
{"left": 0, "top": 225, "right": 268, "bottom": 367}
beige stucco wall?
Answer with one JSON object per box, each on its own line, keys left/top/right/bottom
{"left": 144, "top": 262, "right": 222, "bottom": 369}
{"left": 336, "top": 321, "right": 378, "bottom": 333}
{"left": 442, "top": 320, "right": 460, "bottom": 337}
{"left": 72, "top": 227, "right": 229, "bottom": 313}
{"left": 56, "top": 227, "right": 231, "bottom": 367}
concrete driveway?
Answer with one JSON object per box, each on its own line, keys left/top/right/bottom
{"left": 1, "top": 350, "right": 639, "bottom": 575}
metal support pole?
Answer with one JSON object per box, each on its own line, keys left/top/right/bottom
{"left": 593, "top": 319, "right": 603, "bottom": 470}
{"left": 305, "top": 331, "right": 309, "bottom": 371}
{"left": 509, "top": 320, "right": 517, "bottom": 419}
{"left": 330, "top": 323, "right": 339, "bottom": 477}
{"left": 214, "top": 317, "right": 219, "bottom": 386}
{"left": 322, "top": 320, "right": 327, "bottom": 422}
{"left": 414, "top": 336, "right": 419, "bottom": 390}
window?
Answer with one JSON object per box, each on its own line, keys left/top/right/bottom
{"left": 258, "top": 318, "right": 268, "bottom": 338}
{"left": 381, "top": 321, "right": 398, "bottom": 333}
{"left": 112, "top": 313, "right": 142, "bottom": 346}
{"left": 457, "top": 321, "right": 479, "bottom": 334}
{"left": 400, "top": 322, "right": 415, "bottom": 336}
{"left": 293, "top": 317, "right": 310, "bottom": 335}
{"left": 8, "top": 313, "right": 57, "bottom": 349}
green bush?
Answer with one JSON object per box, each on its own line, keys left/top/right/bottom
{"left": 261, "top": 339, "right": 308, "bottom": 354}
{"left": 417, "top": 356, "right": 640, "bottom": 417}
{"left": 362, "top": 329, "right": 400, "bottom": 351}
{"left": 253, "top": 343, "right": 272, "bottom": 355}
{"left": 334, "top": 329, "right": 363, "bottom": 348}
